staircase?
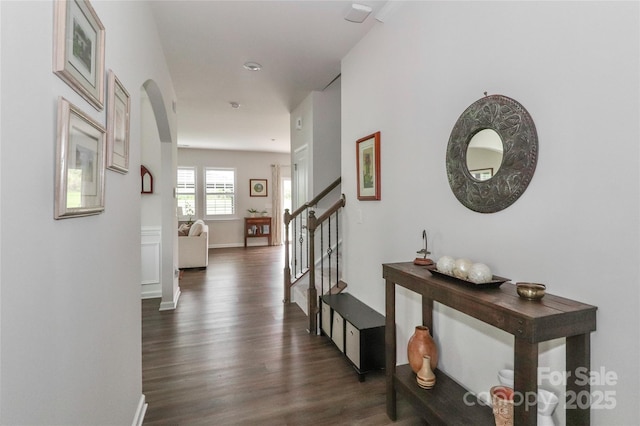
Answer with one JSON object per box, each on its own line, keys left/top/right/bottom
{"left": 283, "top": 178, "right": 346, "bottom": 333}
{"left": 290, "top": 248, "right": 346, "bottom": 315}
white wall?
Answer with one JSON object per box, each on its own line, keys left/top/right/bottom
{"left": 178, "top": 148, "right": 290, "bottom": 247}
{"left": 291, "top": 93, "right": 314, "bottom": 206}
{"left": 141, "top": 91, "right": 162, "bottom": 226}
{"left": 291, "top": 77, "right": 342, "bottom": 206}
{"left": 313, "top": 76, "right": 342, "bottom": 207}
{"left": 0, "top": 1, "right": 175, "bottom": 423}
{"left": 341, "top": 2, "right": 639, "bottom": 424}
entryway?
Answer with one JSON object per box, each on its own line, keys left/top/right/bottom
{"left": 141, "top": 246, "right": 424, "bottom": 424}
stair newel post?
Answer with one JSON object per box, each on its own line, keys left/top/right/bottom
{"left": 305, "top": 207, "right": 310, "bottom": 272}
{"left": 335, "top": 208, "right": 339, "bottom": 288}
{"left": 320, "top": 221, "right": 325, "bottom": 302}
{"left": 327, "top": 215, "right": 332, "bottom": 290}
{"left": 307, "top": 209, "right": 319, "bottom": 334}
{"left": 283, "top": 208, "right": 291, "bottom": 303}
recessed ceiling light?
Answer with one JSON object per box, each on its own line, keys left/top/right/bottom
{"left": 243, "top": 61, "right": 262, "bottom": 71}
{"left": 230, "top": 102, "right": 241, "bottom": 109}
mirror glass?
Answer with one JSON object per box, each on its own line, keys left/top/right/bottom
{"left": 466, "top": 129, "right": 503, "bottom": 181}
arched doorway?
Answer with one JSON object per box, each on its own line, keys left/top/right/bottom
{"left": 140, "top": 79, "right": 180, "bottom": 311}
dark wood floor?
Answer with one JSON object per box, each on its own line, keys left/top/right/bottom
{"left": 142, "top": 246, "right": 424, "bottom": 425}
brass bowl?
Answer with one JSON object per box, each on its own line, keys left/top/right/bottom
{"left": 516, "top": 282, "right": 546, "bottom": 300}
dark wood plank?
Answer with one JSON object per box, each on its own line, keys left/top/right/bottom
{"left": 394, "top": 364, "right": 494, "bottom": 426}
{"left": 566, "top": 333, "right": 591, "bottom": 425}
{"left": 320, "top": 293, "right": 385, "bottom": 329}
{"left": 385, "top": 279, "right": 398, "bottom": 421}
{"left": 383, "top": 262, "right": 597, "bottom": 342}
{"left": 514, "top": 339, "right": 538, "bottom": 426}
{"left": 143, "top": 247, "right": 424, "bottom": 425}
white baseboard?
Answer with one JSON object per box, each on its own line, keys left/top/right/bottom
{"left": 131, "top": 394, "right": 147, "bottom": 426}
{"left": 141, "top": 290, "right": 161, "bottom": 299}
{"left": 159, "top": 287, "right": 181, "bottom": 311}
{"left": 209, "top": 243, "right": 283, "bottom": 248}
{"left": 141, "top": 282, "right": 161, "bottom": 299}
{"left": 209, "top": 243, "right": 244, "bottom": 248}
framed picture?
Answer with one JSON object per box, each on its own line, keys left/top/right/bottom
{"left": 356, "top": 131, "right": 381, "bottom": 200}
{"left": 106, "top": 70, "right": 130, "bottom": 173}
{"left": 141, "top": 165, "right": 154, "bottom": 194}
{"left": 250, "top": 179, "right": 268, "bottom": 197}
{"left": 469, "top": 168, "right": 494, "bottom": 181}
{"left": 53, "top": 0, "right": 105, "bottom": 110}
{"left": 55, "top": 97, "right": 106, "bottom": 219}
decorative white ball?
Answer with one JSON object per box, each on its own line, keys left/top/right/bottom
{"left": 453, "top": 258, "right": 473, "bottom": 279}
{"left": 468, "top": 263, "right": 493, "bottom": 284}
{"left": 436, "top": 256, "right": 455, "bottom": 274}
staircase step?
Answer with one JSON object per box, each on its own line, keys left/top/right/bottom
{"left": 329, "top": 280, "right": 348, "bottom": 294}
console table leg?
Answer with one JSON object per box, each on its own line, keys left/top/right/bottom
{"left": 385, "top": 280, "right": 397, "bottom": 420}
{"left": 514, "top": 339, "right": 538, "bottom": 426}
{"left": 422, "top": 296, "right": 433, "bottom": 331}
{"left": 566, "top": 333, "right": 591, "bottom": 425}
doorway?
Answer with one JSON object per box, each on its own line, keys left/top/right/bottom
{"left": 283, "top": 177, "right": 291, "bottom": 242}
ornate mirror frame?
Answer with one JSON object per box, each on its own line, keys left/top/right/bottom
{"left": 446, "top": 94, "right": 538, "bottom": 213}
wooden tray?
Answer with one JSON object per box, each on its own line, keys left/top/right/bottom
{"left": 426, "top": 266, "right": 509, "bottom": 289}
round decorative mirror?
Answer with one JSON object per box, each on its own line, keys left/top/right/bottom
{"left": 446, "top": 94, "right": 538, "bottom": 213}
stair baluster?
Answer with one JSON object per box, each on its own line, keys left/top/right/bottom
{"left": 283, "top": 178, "right": 346, "bottom": 334}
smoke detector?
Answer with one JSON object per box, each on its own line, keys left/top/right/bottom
{"left": 344, "top": 3, "right": 372, "bottom": 23}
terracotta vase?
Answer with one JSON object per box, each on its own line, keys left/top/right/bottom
{"left": 416, "top": 355, "right": 436, "bottom": 389}
{"left": 491, "top": 386, "right": 514, "bottom": 426}
{"left": 407, "top": 325, "right": 438, "bottom": 373}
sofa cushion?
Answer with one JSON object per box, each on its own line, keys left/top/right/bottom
{"left": 188, "top": 220, "right": 204, "bottom": 237}
{"left": 178, "top": 223, "right": 191, "bottom": 236}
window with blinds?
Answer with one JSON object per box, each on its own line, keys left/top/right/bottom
{"left": 205, "top": 168, "right": 235, "bottom": 216}
{"left": 177, "top": 167, "right": 196, "bottom": 218}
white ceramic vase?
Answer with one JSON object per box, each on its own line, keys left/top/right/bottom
{"left": 537, "top": 389, "right": 558, "bottom": 426}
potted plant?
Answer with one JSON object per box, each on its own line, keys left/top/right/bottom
{"left": 247, "top": 208, "right": 258, "bottom": 217}
{"left": 261, "top": 210, "right": 268, "bottom": 217}
{"left": 183, "top": 201, "right": 195, "bottom": 225}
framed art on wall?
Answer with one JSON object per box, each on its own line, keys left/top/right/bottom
{"left": 356, "top": 131, "right": 381, "bottom": 200}
{"left": 106, "top": 70, "right": 130, "bottom": 173}
{"left": 55, "top": 97, "right": 106, "bottom": 219}
{"left": 250, "top": 179, "right": 268, "bottom": 197}
{"left": 53, "top": 0, "right": 105, "bottom": 110}
{"left": 141, "top": 165, "right": 154, "bottom": 194}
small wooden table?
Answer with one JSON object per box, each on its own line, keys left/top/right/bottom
{"left": 383, "top": 262, "right": 597, "bottom": 425}
{"left": 244, "top": 216, "right": 272, "bottom": 247}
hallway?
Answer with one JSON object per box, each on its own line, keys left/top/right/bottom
{"left": 142, "top": 246, "right": 423, "bottom": 425}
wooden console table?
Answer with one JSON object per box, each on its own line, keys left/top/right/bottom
{"left": 383, "top": 262, "right": 597, "bottom": 425}
{"left": 244, "top": 217, "right": 271, "bottom": 247}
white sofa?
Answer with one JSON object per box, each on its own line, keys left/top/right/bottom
{"left": 178, "top": 220, "right": 209, "bottom": 269}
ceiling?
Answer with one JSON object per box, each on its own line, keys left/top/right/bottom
{"left": 149, "top": 0, "right": 389, "bottom": 153}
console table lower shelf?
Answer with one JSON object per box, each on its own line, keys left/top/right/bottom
{"left": 393, "top": 364, "right": 493, "bottom": 426}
